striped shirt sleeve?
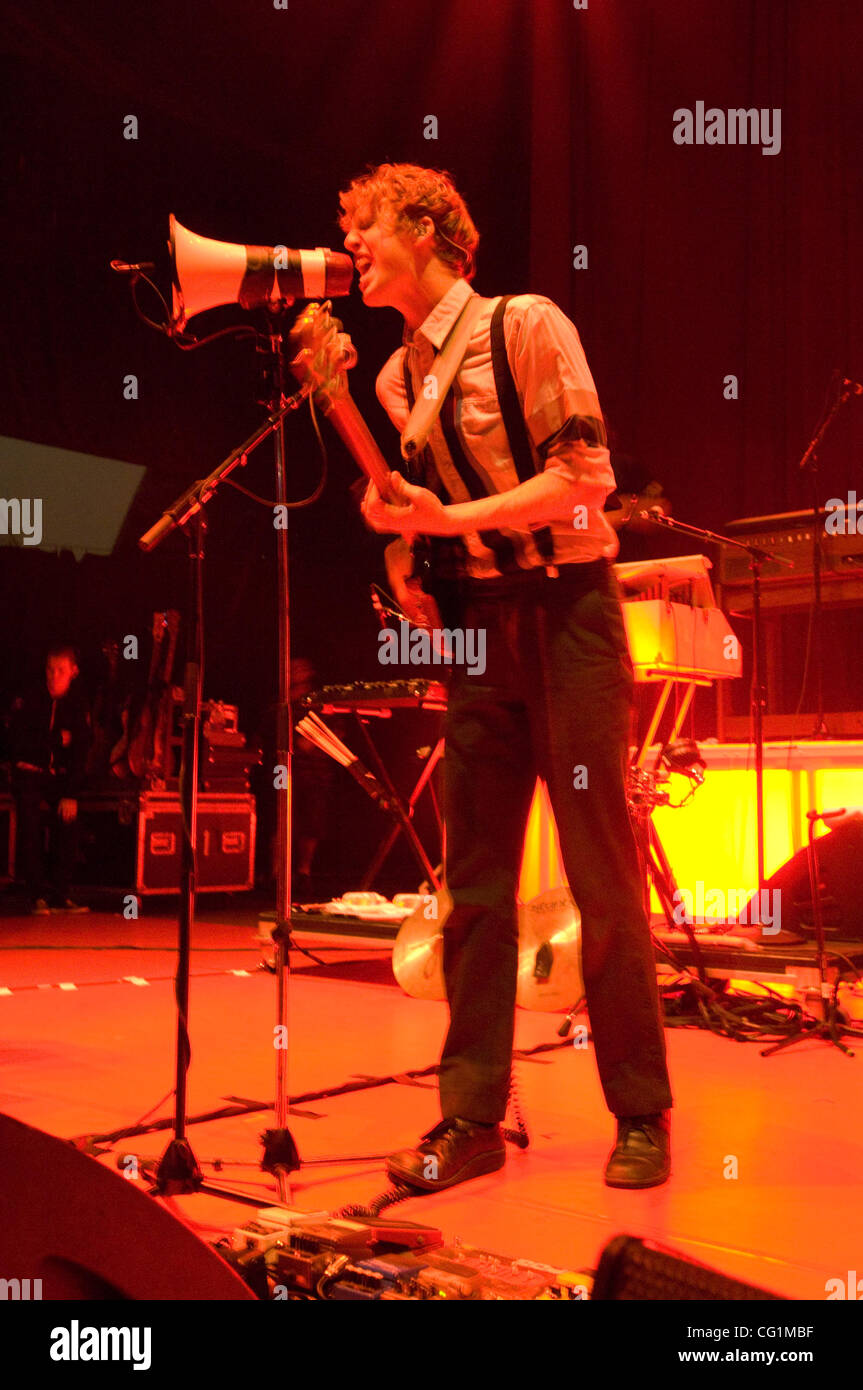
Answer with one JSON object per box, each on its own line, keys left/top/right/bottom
{"left": 504, "top": 296, "right": 616, "bottom": 500}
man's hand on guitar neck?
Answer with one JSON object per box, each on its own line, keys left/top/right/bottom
{"left": 364, "top": 467, "right": 608, "bottom": 537}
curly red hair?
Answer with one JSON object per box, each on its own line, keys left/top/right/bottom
{"left": 338, "top": 163, "right": 479, "bottom": 280}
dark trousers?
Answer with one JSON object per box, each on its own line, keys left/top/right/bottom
{"left": 438, "top": 559, "right": 673, "bottom": 1123}
{"left": 14, "top": 770, "right": 77, "bottom": 902}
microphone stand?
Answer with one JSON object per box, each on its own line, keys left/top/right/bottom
{"left": 261, "top": 323, "right": 302, "bottom": 1202}
{"left": 797, "top": 375, "right": 861, "bottom": 738}
{"left": 138, "top": 344, "right": 310, "bottom": 1200}
{"left": 638, "top": 511, "right": 790, "bottom": 893}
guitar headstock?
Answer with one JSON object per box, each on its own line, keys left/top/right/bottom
{"left": 288, "top": 301, "right": 357, "bottom": 409}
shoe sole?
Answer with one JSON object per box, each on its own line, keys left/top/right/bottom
{"left": 386, "top": 1146, "right": 506, "bottom": 1192}
{"left": 604, "top": 1165, "right": 671, "bottom": 1190}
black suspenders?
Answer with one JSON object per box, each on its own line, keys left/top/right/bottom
{"left": 401, "top": 295, "right": 557, "bottom": 577}
{"left": 490, "top": 295, "right": 555, "bottom": 564}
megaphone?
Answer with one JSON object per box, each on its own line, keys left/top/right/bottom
{"left": 168, "top": 215, "right": 354, "bottom": 331}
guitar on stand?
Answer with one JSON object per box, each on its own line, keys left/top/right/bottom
{"left": 111, "top": 611, "right": 181, "bottom": 783}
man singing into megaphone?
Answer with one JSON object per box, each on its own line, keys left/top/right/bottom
{"left": 339, "top": 163, "right": 672, "bottom": 1190}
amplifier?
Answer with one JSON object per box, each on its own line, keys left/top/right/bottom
{"left": 202, "top": 743, "right": 261, "bottom": 791}
{"left": 718, "top": 507, "right": 863, "bottom": 610}
{"left": 136, "top": 792, "right": 256, "bottom": 894}
{"left": 716, "top": 508, "right": 863, "bottom": 737}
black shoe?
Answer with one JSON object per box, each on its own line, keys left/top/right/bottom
{"left": 604, "top": 1112, "right": 671, "bottom": 1189}
{"left": 386, "top": 1117, "right": 506, "bottom": 1192}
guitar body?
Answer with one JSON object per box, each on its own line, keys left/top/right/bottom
{"left": 383, "top": 538, "right": 443, "bottom": 631}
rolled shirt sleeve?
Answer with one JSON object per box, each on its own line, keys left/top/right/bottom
{"left": 506, "top": 297, "right": 616, "bottom": 504}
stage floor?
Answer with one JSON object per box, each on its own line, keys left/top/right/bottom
{"left": 1, "top": 901, "right": 862, "bottom": 1300}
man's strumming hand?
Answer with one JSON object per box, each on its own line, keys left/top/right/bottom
{"left": 362, "top": 471, "right": 452, "bottom": 537}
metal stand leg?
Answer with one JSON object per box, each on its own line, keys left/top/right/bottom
{"left": 360, "top": 737, "right": 445, "bottom": 889}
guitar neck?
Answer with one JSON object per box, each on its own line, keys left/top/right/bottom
{"left": 324, "top": 394, "right": 395, "bottom": 502}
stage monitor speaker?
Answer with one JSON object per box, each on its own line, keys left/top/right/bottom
{"left": 0, "top": 1113, "right": 255, "bottom": 1299}
{"left": 747, "top": 813, "right": 863, "bottom": 941}
{"left": 592, "top": 1234, "right": 785, "bottom": 1300}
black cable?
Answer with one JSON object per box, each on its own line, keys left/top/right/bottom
{"left": 335, "top": 1183, "right": 418, "bottom": 1220}
{"left": 127, "top": 271, "right": 257, "bottom": 349}
{"left": 128, "top": 271, "right": 173, "bottom": 334}
{"left": 502, "top": 1064, "right": 530, "bottom": 1149}
{"left": 220, "top": 392, "right": 328, "bottom": 510}
{"left": 223, "top": 477, "right": 279, "bottom": 508}
{"left": 173, "top": 324, "right": 259, "bottom": 351}
{"left": 659, "top": 975, "right": 810, "bottom": 1041}
{"left": 370, "top": 582, "right": 409, "bottom": 625}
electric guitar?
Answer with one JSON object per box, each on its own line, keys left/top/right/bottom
{"left": 288, "top": 301, "right": 442, "bottom": 631}
{"left": 112, "top": 611, "right": 180, "bottom": 781}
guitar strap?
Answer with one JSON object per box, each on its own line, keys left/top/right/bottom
{"left": 401, "top": 293, "right": 557, "bottom": 573}
{"left": 401, "top": 293, "right": 485, "bottom": 463}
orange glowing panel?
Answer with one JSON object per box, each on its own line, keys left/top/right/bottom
{"left": 518, "top": 780, "right": 565, "bottom": 902}
{"left": 518, "top": 747, "right": 863, "bottom": 916}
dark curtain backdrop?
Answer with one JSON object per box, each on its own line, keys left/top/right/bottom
{"left": 1, "top": 0, "right": 861, "bottom": 876}
{"left": 530, "top": 0, "right": 862, "bottom": 523}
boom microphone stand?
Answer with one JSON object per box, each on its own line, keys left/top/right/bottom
{"left": 639, "top": 510, "right": 791, "bottom": 892}
{"left": 138, "top": 333, "right": 310, "bottom": 1199}
{"left": 797, "top": 373, "right": 863, "bottom": 738}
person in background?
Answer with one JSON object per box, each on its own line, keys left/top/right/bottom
{"left": 10, "top": 645, "right": 91, "bottom": 914}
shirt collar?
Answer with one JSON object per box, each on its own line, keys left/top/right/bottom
{"left": 404, "top": 278, "right": 475, "bottom": 352}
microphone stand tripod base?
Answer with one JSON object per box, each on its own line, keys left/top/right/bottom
{"left": 153, "top": 1138, "right": 204, "bottom": 1195}
{"left": 260, "top": 1128, "right": 301, "bottom": 1175}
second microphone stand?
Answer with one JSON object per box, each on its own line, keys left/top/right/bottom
{"left": 797, "top": 374, "right": 862, "bottom": 738}
{"left": 641, "top": 512, "right": 790, "bottom": 892}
